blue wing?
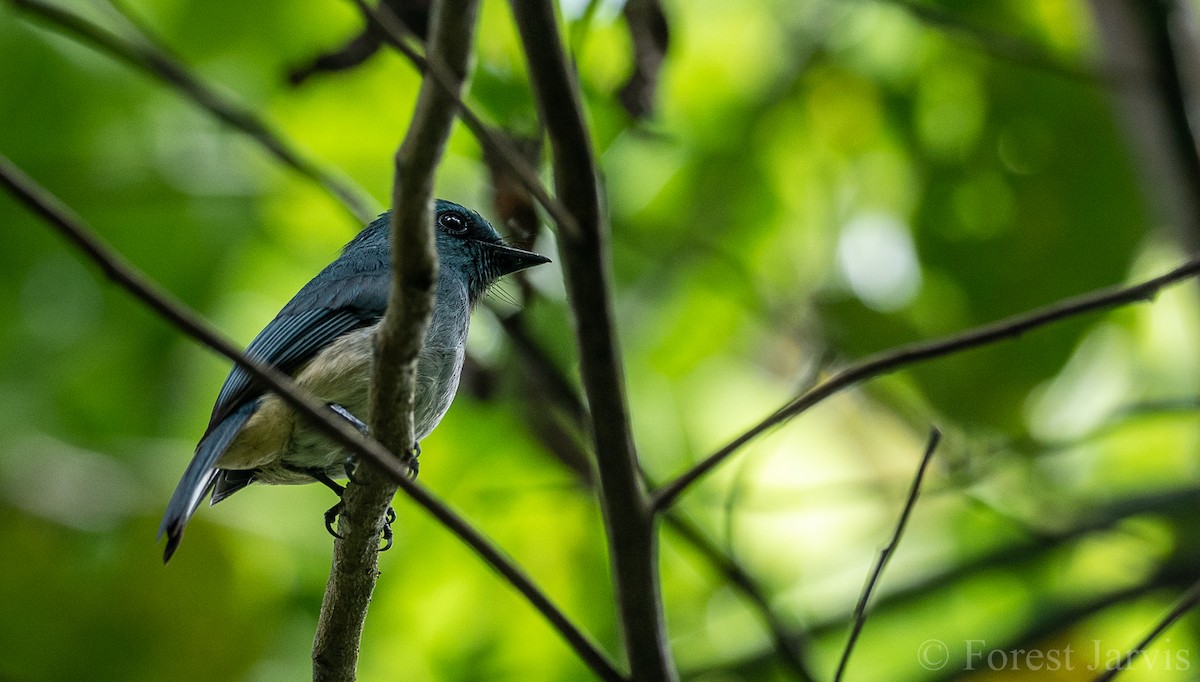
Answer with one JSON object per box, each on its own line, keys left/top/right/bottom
{"left": 160, "top": 258, "right": 390, "bottom": 562}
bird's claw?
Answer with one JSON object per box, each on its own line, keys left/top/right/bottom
{"left": 324, "top": 501, "right": 344, "bottom": 539}
{"left": 323, "top": 499, "right": 395, "bottom": 551}
{"left": 342, "top": 455, "right": 360, "bottom": 484}
{"left": 380, "top": 517, "right": 394, "bottom": 552}
{"left": 404, "top": 442, "right": 421, "bottom": 480}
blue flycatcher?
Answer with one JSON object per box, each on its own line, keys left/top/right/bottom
{"left": 159, "top": 200, "right": 549, "bottom": 561}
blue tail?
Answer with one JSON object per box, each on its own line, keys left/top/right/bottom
{"left": 159, "top": 402, "right": 256, "bottom": 562}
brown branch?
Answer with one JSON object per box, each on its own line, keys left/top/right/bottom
{"left": 1095, "top": 577, "right": 1200, "bottom": 681}
{"left": 349, "top": 0, "right": 580, "bottom": 241}
{"left": 509, "top": 2, "right": 676, "bottom": 680}
{"left": 9, "top": 0, "right": 379, "bottom": 223}
{"left": 834, "top": 428, "right": 940, "bottom": 682}
{"left": 0, "top": 154, "right": 622, "bottom": 682}
{"left": 311, "top": 1, "right": 468, "bottom": 679}
{"left": 618, "top": 0, "right": 669, "bottom": 119}
{"left": 652, "top": 255, "right": 1200, "bottom": 511}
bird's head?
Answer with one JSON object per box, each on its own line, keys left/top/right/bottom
{"left": 432, "top": 199, "right": 550, "bottom": 301}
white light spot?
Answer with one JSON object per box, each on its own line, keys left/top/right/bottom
{"left": 836, "top": 213, "right": 922, "bottom": 311}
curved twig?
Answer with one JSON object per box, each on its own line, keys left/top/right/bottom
{"left": 652, "top": 256, "right": 1200, "bottom": 511}
{"left": 834, "top": 429, "right": 940, "bottom": 681}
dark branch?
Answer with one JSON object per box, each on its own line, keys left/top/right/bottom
{"left": 502, "top": 310, "right": 818, "bottom": 680}
{"left": 618, "top": 0, "right": 670, "bottom": 118}
{"left": 311, "top": 0, "right": 476, "bottom": 677}
{"left": 652, "top": 255, "right": 1200, "bottom": 511}
{"left": 0, "top": 154, "right": 623, "bottom": 682}
{"left": 1095, "top": 577, "right": 1200, "bottom": 681}
{"left": 834, "top": 428, "right": 940, "bottom": 681}
{"left": 10, "top": 0, "right": 377, "bottom": 224}
{"left": 510, "top": 2, "right": 676, "bottom": 679}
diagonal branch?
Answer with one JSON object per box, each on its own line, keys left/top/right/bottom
{"left": 652, "top": 255, "right": 1200, "bottom": 511}
{"left": 834, "top": 428, "right": 940, "bottom": 681}
{"left": 0, "top": 154, "right": 623, "bottom": 682}
{"left": 509, "top": 2, "right": 677, "bottom": 679}
{"left": 1094, "top": 576, "right": 1200, "bottom": 681}
{"left": 9, "top": 0, "right": 379, "bottom": 223}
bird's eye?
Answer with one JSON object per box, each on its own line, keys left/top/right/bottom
{"left": 437, "top": 212, "right": 469, "bottom": 235}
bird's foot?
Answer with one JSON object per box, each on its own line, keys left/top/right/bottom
{"left": 302, "top": 468, "right": 347, "bottom": 539}
{"left": 380, "top": 517, "right": 394, "bottom": 552}
{"left": 307, "top": 467, "right": 395, "bottom": 549}
{"left": 403, "top": 442, "right": 421, "bottom": 480}
{"left": 323, "top": 501, "right": 395, "bottom": 549}
{"left": 342, "top": 455, "right": 360, "bottom": 484}
{"left": 324, "top": 500, "right": 344, "bottom": 539}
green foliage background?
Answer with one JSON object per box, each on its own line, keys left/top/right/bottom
{"left": 2, "top": 0, "right": 1199, "bottom": 680}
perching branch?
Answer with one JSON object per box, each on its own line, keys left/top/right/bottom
{"left": 510, "top": 2, "right": 677, "bottom": 680}
{"left": 0, "top": 155, "right": 622, "bottom": 682}
{"left": 652, "top": 255, "right": 1200, "bottom": 511}
{"left": 310, "top": 1, "right": 470, "bottom": 679}
{"left": 9, "top": 0, "right": 378, "bottom": 224}
{"left": 834, "top": 428, "right": 940, "bottom": 681}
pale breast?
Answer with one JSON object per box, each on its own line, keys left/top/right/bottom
{"left": 226, "top": 278, "right": 472, "bottom": 485}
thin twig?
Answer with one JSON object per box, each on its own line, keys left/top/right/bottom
{"left": 348, "top": 0, "right": 580, "bottom": 241}
{"left": 9, "top": 0, "right": 378, "bottom": 223}
{"left": 652, "top": 256, "right": 1200, "bottom": 511}
{"left": 510, "top": 1, "right": 676, "bottom": 679}
{"left": 0, "top": 153, "right": 623, "bottom": 682}
{"left": 834, "top": 428, "right": 941, "bottom": 681}
{"left": 1094, "top": 577, "right": 1200, "bottom": 681}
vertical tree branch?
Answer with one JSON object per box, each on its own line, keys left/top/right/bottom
{"left": 311, "top": 1, "right": 478, "bottom": 679}
{"left": 502, "top": 311, "right": 818, "bottom": 680}
{"left": 1090, "top": 0, "right": 1200, "bottom": 247}
{"left": 509, "top": 3, "right": 677, "bottom": 680}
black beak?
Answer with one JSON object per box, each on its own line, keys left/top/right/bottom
{"left": 486, "top": 242, "right": 552, "bottom": 277}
